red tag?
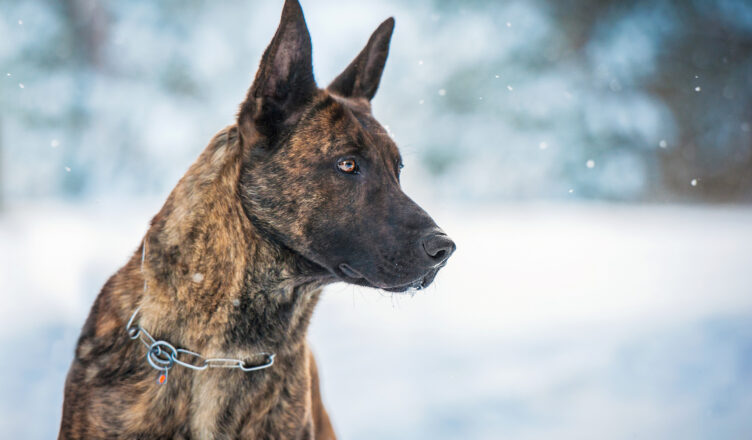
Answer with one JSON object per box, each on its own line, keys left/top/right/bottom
{"left": 158, "top": 373, "right": 167, "bottom": 385}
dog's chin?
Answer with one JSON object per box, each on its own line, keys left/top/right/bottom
{"left": 334, "top": 263, "right": 441, "bottom": 293}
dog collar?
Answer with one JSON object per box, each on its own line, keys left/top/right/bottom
{"left": 130, "top": 239, "right": 274, "bottom": 385}
{"left": 126, "top": 306, "right": 275, "bottom": 385}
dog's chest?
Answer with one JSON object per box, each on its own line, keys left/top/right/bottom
{"left": 136, "top": 352, "right": 313, "bottom": 439}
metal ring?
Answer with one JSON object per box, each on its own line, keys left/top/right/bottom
{"left": 147, "top": 340, "right": 177, "bottom": 371}
{"left": 127, "top": 326, "right": 141, "bottom": 339}
{"left": 239, "top": 353, "right": 275, "bottom": 372}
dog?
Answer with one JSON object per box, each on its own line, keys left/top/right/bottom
{"left": 58, "top": 0, "right": 455, "bottom": 438}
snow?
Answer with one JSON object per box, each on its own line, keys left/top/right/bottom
{"left": 1, "top": 201, "right": 752, "bottom": 439}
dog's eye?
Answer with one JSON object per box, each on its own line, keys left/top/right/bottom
{"left": 337, "top": 159, "right": 359, "bottom": 174}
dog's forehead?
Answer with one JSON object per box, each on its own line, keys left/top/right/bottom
{"left": 306, "top": 94, "right": 400, "bottom": 161}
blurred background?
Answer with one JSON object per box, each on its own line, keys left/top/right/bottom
{"left": 1, "top": 0, "right": 751, "bottom": 438}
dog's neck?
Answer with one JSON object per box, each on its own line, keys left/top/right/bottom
{"left": 131, "top": 126, "right": 330, "bottom": 357}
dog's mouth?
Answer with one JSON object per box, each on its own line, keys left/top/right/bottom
{"left": 336, "top": 263, "right": 442, "bottom": 293}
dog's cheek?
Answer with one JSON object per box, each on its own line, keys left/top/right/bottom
{"left": 300, "top": 210, "right": 345, "bottom": 261}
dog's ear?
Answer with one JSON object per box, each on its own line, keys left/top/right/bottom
{"left": 328, "top": 17, "right": 395, "bottom": 101}
{"left": 238, "top": 0, "right": 317, "bottom": 143}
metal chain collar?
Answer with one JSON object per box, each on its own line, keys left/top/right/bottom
{"left": 126, "top": 307, "right": 275, "bottom": 384}
{"left": 126, "top": 239, "right": 275, "bottom": 385}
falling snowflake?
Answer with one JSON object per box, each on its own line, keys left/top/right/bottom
{"left": 495, "top": 74, "right": 500, "bottom": 79}
{"left": 192, "top": 273, "right": 204, "bottom": 283}
{"left": 18, "top": 19, "right": 23, "bottom": 25}
{"left": 417, "top": 60, "right": 424, "bottom": 66}
{"left": 418, "top": 99, "right": 424, "bottom": 105}
{"left": 507, "top": 85, "right": 513, "bottom": 91}
{"left": 506, "top": 22, "right": 512, "bottom": 27}
{"left": 568, "top": 189, "right": 574, "bottom": 194}
{"left": 438, "top": 89, "right": 446, "bottom": 96}
{"left": 539, "top": 141, "right": 548, "bottom": 150}
{"left": 51, "top": 139, "right": 60, "bottom": 148}
{"left": 6, "top": 73, "right": 10, "bottom": 77}
{"left": 690, "top": 179, "right": 698, "bottom": 187}
{"left": 694, "top": 86, "right": 701, "bottom": 92}
{"left": 659, "top": 140, "right": 667, "bottom": 148}
{"left": 586, "top": 159, "right": 595, "bottom": 168}
{"left": 64, "top": 166, "right": 71, "bottom": 172}
{"left": 18, "top": 83, "right": 24, "bottom": 89}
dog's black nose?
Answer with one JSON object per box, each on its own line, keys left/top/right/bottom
{"left": 421, "top": 232, "right": 456, "bottom": 264}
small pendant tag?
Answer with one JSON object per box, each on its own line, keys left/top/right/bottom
{"left": 158, "top": 370, "right": 168, "bottom": 385}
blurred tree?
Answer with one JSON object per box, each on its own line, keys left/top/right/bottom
{"left": 544, "top": 0, "right": 752, "bottom": 201}
{"left": 0, "top": 116, "right": 4, "bottom": 212}
{"left": 2, "top": 0, "right": 751, "bottom": 202}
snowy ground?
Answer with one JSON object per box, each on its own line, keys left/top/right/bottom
{"left": 1, "top": 200, "right": 751, "bottom": 439}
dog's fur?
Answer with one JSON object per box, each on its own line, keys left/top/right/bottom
{"left": 59, "top": 1, "right": 454, "bottom": 438}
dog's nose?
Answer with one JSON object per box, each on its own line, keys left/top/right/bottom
{"left": 420, "top": 232, "right": 456, "bottom": 265}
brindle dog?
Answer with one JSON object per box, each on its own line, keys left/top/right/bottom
{"left": 59, "top": 0, "right": 455, "bottom": 438}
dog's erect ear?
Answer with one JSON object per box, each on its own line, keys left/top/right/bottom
{"left": 238, "top": 0, "right": 317, "bottom": 143}
{"left": 328, "top": 17, "right": 395, "bottom": 101}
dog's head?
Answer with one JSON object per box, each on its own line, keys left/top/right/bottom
{"left": 237, "top": 0, "right": 455, "bottom": 292}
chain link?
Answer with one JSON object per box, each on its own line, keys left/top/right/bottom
{"left": 125, "top": 239, "right": 276, "bottom": 385}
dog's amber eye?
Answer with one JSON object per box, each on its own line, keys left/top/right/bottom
{"left": 337, "top": 159, "right": 358, "bottom": 174}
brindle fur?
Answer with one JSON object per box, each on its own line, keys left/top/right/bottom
{"left": 59, "top": 1, "right": 454, "bottom": 438}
